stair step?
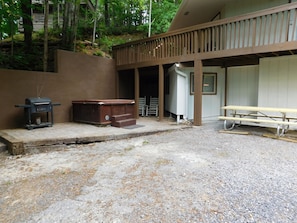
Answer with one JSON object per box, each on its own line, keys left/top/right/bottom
{"left": 112, "top": 113, "right": 133, "bottom": 122}
{"left": 112, "top": 118, "right": 136, "bottom": 128}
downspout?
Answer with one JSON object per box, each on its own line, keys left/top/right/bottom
{"left": 174, "top": 65, "right": 188, "bottom": 121}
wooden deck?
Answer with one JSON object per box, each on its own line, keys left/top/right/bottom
{"left": 113, "top": 2, "right": 297, "bottom": 127}
{"left": 113, "top": 2, "right": 297, "bottom": 70}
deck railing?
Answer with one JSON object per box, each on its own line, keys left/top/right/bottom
{"left": 113, "top": 2, "right": 297, "bottom": 66}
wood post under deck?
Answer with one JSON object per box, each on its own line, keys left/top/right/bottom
{"left": 193, "top": 59, "right": 203, "bottom": 126}
{"left": 158, "top": 64, "right": 164, "bottom": 121}
{"left": 134, "top": 68, "right": 140, "bottom": 119}
{"left": 115, "top": 70, "right": 119, "bottom": 98}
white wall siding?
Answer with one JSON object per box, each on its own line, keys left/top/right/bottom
{"left": 202, "top": 67, "right": 225, "bottom": 120}
{"left": 258, "top": 55, "right": 297, "bottom": 110}
{"left": 227, "top": 66, "right": 259, "bottom": 107}
{"left": 166, "top": 66, "right": 225, "bottom": 121}
{"left": 257, "top": 55, "right": 297, "bottom": 128}
{"left": 187, "top": 67, "right": 225, "bottom": 120}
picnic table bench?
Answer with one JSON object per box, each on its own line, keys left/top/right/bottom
{"left": 218, "top": 105, "right": 297, "bottom": 136}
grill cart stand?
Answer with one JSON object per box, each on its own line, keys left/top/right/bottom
{"left": 15, "top": 97, "right": 60, "bottom": 130}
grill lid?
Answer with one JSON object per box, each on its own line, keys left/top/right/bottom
{"left": 25, "top": 97, "right": 51, "bottom": 105}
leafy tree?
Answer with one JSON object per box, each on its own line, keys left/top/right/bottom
{"left": 0, "top": 0, "right": 20, "bottom": 42}
{"left": 0, "top": 0, "right": 20, "bottom": 68}
{"left": 138, "top": 0, "right": 181, "bottom": 35}
{"left": 0, "top": 0, "right": 181, "bottom": 71}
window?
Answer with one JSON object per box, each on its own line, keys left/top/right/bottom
{"left": 190, "top": 72, "right": 217, "bottom": 95}
{"left": 203, "top": 73, "right": 217, "bottom": 94}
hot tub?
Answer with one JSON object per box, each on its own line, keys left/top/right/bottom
{"left": 72, "top": 99, "right": 135, "bottom": 125}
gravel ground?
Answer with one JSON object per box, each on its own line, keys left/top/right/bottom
{"left": 1, "top": 121, "right": 297, "bottom": 223}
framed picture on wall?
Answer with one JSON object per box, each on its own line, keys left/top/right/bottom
{"left": 190, "top": 72, "right": 217, "bottom": 95}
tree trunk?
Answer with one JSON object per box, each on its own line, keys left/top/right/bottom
{"left": 62, "top": 0, "right": 80, "bottom": 50}
{"left": 21, "top": 0, "right": 33, "bottom": 52}
{"left": 10, "top": 19, "right": 14, "bottom": 57}
{"left": 92, "top": 0, "right": 99, "bottom": 45}
{"left": 44, "top": 0, "right": 49, "bottom": 72}
{"left": 52, "top": 0, "right": 60, "bottom": 29}
{"left": 0, "top": 12, "right": 2, "bottom": 48}
{"left": 71, "top": 0, "right": 80, "bottom": 51}
{"left": 104, "top": 0, "right": 109, "bottom": 27}
{"left": 62, "top": 1, "right": 70, "bottom": 49}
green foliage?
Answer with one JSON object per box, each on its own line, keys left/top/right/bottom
{"left": 94, "top": 0, "right": 181, "bottom": 36}
{"left": 34, "top": 28, "right": 62, "bottom": 41}
{"left": 0, "top": 0, "right": 181, "bottom": 71}
{"left": 137, "top": 0, "right": 181, "bottom": 35}
{"left": 99, "top": 33, "right": 146, "bottom": 54}
{"left": 99, "top": 35, "right": 127, "bottom": 53}
{"left": 0, "top": 0, "right": 21, "bottom": 39}
{"left": 0, "top": 43, "right": 43, "bottom": 70}
{"left": 152, "top": 0, "right": 181, "bottom": 34}
{"left": 93, "top": 50, "right": 104, "bottom": 57}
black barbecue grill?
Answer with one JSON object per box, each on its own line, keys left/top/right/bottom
{"left": 15, "top": 97, "right": 60, "bottom": 130}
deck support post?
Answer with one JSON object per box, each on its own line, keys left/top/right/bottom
{"left": 194, "top": 59, "right": 203, "bottom": 126}
{"left": 224, "top": 67, "right": 228, "bottom": 116}
{"left": 158, "top": 64, "right": 164, "bottom": 121}
{"left": 134, "top": 68, "right": 140, "bottom": 119}
{"left": 115, "top": 70, "right": 119, "bottom": 98}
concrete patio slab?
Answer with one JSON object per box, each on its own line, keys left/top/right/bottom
{"left": 0, "top": 118, "right": 191, "bottom": 155}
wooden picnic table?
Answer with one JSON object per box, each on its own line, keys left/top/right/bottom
{"left": 219, "top": 105, "right": 297, "bottom": 136}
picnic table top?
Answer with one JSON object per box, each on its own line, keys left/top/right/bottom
{"left": 221, "top": 105, "right": 297, "bottom": 113}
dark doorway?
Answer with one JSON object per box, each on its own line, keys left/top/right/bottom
{"left": 118, "top": 69, "right": 134, "bottom": 99}
{"left": 139, "top": 66, "right": 159, "bottom": 102}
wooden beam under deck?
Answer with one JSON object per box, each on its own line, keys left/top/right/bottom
{"left": 116, "top": 41, "right": 297, "bottom": 71}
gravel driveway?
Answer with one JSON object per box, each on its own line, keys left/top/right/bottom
{"left": 1, "top": 121, "right": 297, "bottom": 223}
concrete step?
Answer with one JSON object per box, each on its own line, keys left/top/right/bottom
{"left": 112, "top": 113, "right": 133, "bottom": 122}
{"left": 112, "top": 118, "right": 136, "bottom": 128}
